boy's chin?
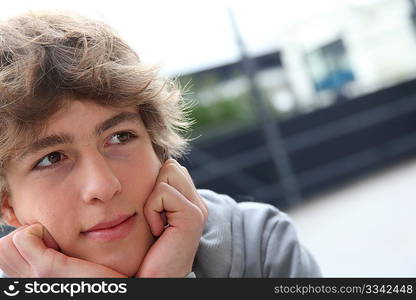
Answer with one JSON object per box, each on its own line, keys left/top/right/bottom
{"left": 69, "top": 226, "right": 155, "bottom": 277}
{"left": 96, "top": 248, "right": 148, "bottom": 277}
{"left": 111, "top": 261, "right": 140, "bottom": 278}
{"left": 91, "top": 240, "right": 155, "bottom": 277}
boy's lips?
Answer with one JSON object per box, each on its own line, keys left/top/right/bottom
{"left": 81, "top": 213, "right": 137, "bottom": 242}
{"left": 83, "top": 214, "right": 134, "bottom": 232}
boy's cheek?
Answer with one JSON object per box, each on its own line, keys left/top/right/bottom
{"left": 9, "top": 209, "right": 36, "bottom": 228}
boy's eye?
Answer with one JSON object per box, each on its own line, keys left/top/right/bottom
{"left": 35, "top": 152, "right": 66, "bottom": 169}
{"left": 108, "top": 131, "right": 137, "bottom": 145}
{"left": 32, "top": 132, "right": 136, "bottom": 170}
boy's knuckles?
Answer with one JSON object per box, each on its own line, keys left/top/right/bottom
{"left": 160, "top": 167, "right": 181, "bottom": 184}
{"left": 12, "top": 229, "right": 26, "bottom": 245}
{"left": 12, "top": 227, "right": 38, "bottom": 248}
{"left": 202, "top": 208, "right": 208, "bottom": 223}
{"left": 186, "top": 204, "right": 206, "bottom": 224}
{"left": 193, "top": 196, "right": 208, "bottom": 217}
{"left": 163, "top": 160, "right": 186, "bottom": 174}
{"left": 192, "top": 202, "right": 208, "bottom": 224}
{"left": 143, "top": 183, "right": 169, "bottom": 212}
{"left": 157, "top": 181, "right": 171, "bottom": 190}
{"left": 153, "top": 182, "right": 170, "bottom": 198}
{"left": 196, "top": 210, "right": 206, "bottom": 225}
{"left": 162, "top": 160, "right": 178, "bottom": 171}
{"left": 165, "top": 158, "right": 178, "bottom": 166}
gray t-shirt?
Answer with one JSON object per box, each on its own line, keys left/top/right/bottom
{"left": 193, "top": 189, "right": 321, "bottom": 277}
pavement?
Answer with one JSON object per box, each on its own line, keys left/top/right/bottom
{"left": 287, "top": 155, "right": 416, "bottom": 277}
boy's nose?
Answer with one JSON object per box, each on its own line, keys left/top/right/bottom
{"left": 78, "top": 152, "right": 122, "bottom": 204}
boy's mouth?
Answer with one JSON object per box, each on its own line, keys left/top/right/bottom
{"left": 81, "top": 212, "right": 137, "bottom": 242}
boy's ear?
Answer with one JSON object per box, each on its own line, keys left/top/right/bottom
{"left": 1, "top": 191, "right": 23, "bottom": 227}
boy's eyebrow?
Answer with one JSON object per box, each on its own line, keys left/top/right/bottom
{"left": 94, "top": 111, "right": 141, "bottom": 136}
{"left": 21, "top": 134, "right": 74, "bottom": 160}
{"left": 19, "top": 111, "right": 141, "bottom": 160}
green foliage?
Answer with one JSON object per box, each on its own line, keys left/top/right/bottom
{"left": 179, "top": 72, "right": 284, "bottom": 138}
{"left": 189, "top": 91, "right": 256, "bottom": 137}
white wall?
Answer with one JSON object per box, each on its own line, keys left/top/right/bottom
{"left": 281, "top": 0, "right": 416, "bottom": 107}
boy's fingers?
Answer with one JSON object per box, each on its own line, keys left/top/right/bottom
{"left": 157, "top": 159, "right": 194, "bottom": 199}
{"left": 10, "top": 225, "right": 123, "bottom": 277}
{"left": 180, "top": 166, "right": 208, "bottom": 218}
{"left": 144, "top": 182, "right": 202, "bottom": 237}
{"left": 180, "top": 165, "right": 209, "bottom": 213}
{"left": 0, "top": 226, "right": 31, "bottom": 276}
{"left": 158, "top": 159, "right": 208, "bottom": 220}
{"left": 12, "top": 224, "right": 56, "bottom": 270}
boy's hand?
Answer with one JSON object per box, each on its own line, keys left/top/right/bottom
{"left": 0, "top": 224, "right": 126, "bottom": 277}
{"left": 136, "top": 159, "right": 208, "bottom": 277}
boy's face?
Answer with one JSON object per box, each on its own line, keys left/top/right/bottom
{"left": 2, "top": 100, "right": 162, "bottom": 276}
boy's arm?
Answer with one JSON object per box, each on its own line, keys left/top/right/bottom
{"left": 263, "top": 217, "right": 321, "bottom": 277}
{"left": 192, "top": 190, "right": 321, "bottom": 277}
{"left": 239, "top": 202, "right": 321, "bottom": 277}
{"left": 0, "top": 224, "right": 126, "bottom": 278}
{"left": 136, "top": 159, "right": 208, "bottom": 278}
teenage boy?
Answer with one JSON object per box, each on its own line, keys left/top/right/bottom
{"left": 0, "top": 12, "right": 321, "bottom": 278}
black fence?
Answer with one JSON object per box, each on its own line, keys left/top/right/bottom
{"left": 179, "top": 78, "right": 416, "bottom": 210}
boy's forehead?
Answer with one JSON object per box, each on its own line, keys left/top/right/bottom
{"left": 47, "top": 100, "right": 139, "bottom": 122}
{"left": 35, "top": 101, "right": 139, "bottom": 133}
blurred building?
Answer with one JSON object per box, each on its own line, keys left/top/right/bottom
{"left": 179, "top": 0, "right": 416, "bottom": 209}
{"left": 282, "top": 0, "right": 416, "bottom": 112}
{"left": 179, "top": 51, "right": 286, "bottom": 136}
{"left": 182, "top": 0, "right": 416, "bottom": 132}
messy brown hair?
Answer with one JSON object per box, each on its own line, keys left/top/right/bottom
{"left": 0, "top": 11, "right": 193, "bottom": 222}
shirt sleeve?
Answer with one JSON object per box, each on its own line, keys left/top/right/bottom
{"left": 184, "top": 271, "right": 196, "bottom": 278}
{"left": 262, "top": 212, "right": 322, "bottom": 277}
{"left": 239, "top": 201, "right": 322, "bottom": 277}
